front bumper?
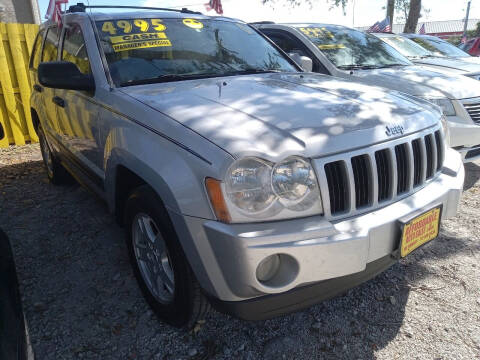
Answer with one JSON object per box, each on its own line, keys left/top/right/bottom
{"left": 182, "top": 149, "right": 464, "bottom": 319}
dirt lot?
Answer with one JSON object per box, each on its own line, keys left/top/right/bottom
{"left": 1, "top": 143, "right": 479, "bottom": 360}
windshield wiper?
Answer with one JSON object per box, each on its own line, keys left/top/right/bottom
{"left": 120, "top": 73, "right": 221, "bottom": 87}
{"left": 337, "top": 64, "right": 383, "bottom": 70}
{"left": 226, "top": 68, "right": 282, "bottom": 75}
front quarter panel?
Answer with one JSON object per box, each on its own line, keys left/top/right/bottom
{"left": 99, "top": 90, "right": 234, "bottom": 219}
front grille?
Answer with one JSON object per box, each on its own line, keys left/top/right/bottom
{"left": 412, "top": 138, "right": 423, "bottom": 186}
{"left": 375, "top": 149, "right": 391, "bottom": 202}
{"left": 351, "top": 155, "right": 371, "bottom": 208}
{"left": 463, "top": 102, "right": 480, "bottom": 124}
{"left": 395, "top": 144, "right": 409, "bottom": 195}
{"left": 320, "top": 129, "right": 444, "bottom": 217}
{"left": 324, "top": 161, "right": 349, "bottom": 214}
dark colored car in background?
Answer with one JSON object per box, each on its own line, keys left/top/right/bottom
{"left": 0, "top": 122, "right": 31, "bottom": 360}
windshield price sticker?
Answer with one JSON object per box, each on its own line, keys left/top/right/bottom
{"left": 318, "top": 44, "right": 345, "bottom": 50}
{"left": 299, "top": 27, "right": 334, "bottom": 39}
{"left": 183, "top": 19, "right": 204, "bottom": 29}
{"left": 100, "top": 19, "right": 171, "bottom": 52}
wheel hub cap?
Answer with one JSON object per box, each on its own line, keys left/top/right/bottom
{"left": 132, "top": 214, "right": 175, "bottom": 304}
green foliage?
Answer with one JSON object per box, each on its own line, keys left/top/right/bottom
{"left": 466, "top": 22, "right": 480, "bottom": 38}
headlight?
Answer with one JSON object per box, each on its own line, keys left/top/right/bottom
{"left": 225, "top": 157, "right": 275, "bottom": 213}
{"left": 219, "top": 156, "right": 323, "bottom": 222}
{"left": 272, "top": 157, "right": 318, "bottom": 210}
{"left": 423, "top": 98, "right": 456, "bottom": 116}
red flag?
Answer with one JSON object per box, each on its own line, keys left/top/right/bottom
{"left": 204, "top": 0, "right": 223, "bottom": 15}
{"left": 46, "top": 0, "right": 68, "bottom": 26}
{"left": 419, "top": 24, "right": 426, "bottom": 34}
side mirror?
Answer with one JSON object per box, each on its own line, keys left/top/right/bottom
{"left": 38, "top": 61, "right": 95, "bottom": 91}
{"left": 0, "top": 122, "right": 4, "bottom": 140}
{"left": 288, "top": 52, "right": 313, "bottom": 72}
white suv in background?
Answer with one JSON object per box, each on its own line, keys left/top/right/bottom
{"left": 256, "top": 22, "right": 480, "bottom": 162}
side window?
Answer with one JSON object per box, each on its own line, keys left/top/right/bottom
{"left": 263, "top": 30, "right": 329, "bottom": 74}
{"left": 30, "top": 29, "right": 45, "bottom": 70}
{"left": 62, "top": 23, "right": 91, "bottom": 75}
{"left": 42, "top": 26, "right": 59, "bottom": 62}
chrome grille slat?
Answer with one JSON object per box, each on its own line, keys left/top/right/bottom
{"left": 434, "top": 130, "right": 444, "bottom": 171}
{"left": 388, "top": 147, "right": 398, "bottom": 199}
{"left": 464, "top": 101, "right": 480, "bottom": 124}
{"left": 405, "top": 141, "right": 415, "bottom": 192}
{"left": 345, "top": 160, "right": 357, "bottom": 213}
{"left": 319, "top": 128, "right": 443, "bottom": 218}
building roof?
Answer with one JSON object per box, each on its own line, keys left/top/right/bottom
{"left": 357, "top": 18, "right": 480, "bottom": 34}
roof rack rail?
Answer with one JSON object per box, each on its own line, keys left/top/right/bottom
{"left": 67, "top": 3, "right": 202, "bottom": 15}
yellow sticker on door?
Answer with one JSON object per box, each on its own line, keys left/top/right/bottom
{"left": 183, "top": 18, "right": 204, "bottom": 29}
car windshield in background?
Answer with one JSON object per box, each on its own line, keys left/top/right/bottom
{"left": 410, "top": 37, "right": 470, "bottom": 58}
{"left": 96, "top": 18, "right": 297, "bottom": 86}
{"left": 294, "top": 25, "right": 411, "bottom": 69}
{"left": 380, "top": 36, "right": 432, "bottom": 59}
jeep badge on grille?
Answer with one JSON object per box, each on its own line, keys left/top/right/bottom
{"left": 385, "top": 124, "right": 405, "bottom": 137}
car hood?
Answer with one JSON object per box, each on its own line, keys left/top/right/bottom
{"left": 120, "top": 72, "right": 441, "bottom": 160}
{"left": 460, "top": 56, "right": 480, "bottom": 64}
{"left": 349, "top": 65, "right": 480, "bottom": 100}
{"left": 412, "top": 57, "right": 480, "bottom": 75}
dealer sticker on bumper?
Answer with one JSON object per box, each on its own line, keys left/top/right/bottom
{"left": 400, "top": 206, "right": 442, "bottom": 257}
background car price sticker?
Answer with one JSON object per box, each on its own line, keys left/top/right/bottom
{"left": 400, "top": 207, "right": 441, "bottom": 257}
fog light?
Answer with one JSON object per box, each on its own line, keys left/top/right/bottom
{"left": 256, "top": 254, "right": 281, "bottom": 282}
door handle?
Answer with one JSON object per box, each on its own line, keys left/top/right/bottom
{"left": 33, "top": 84, "right": 43, "bottom": 93}
{"left": 52, "top": 96, "right": 65, "bottom": 108}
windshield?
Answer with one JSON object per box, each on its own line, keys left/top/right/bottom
{"left": 410, "top": 37, "right": 470, "bottom": 58}
{"left": 379, "top": 35, "right": 432, "bottom": 58}
{"left": 95, "top": 18, "right": 297, "bottom": 86}
{"left": 294, "top": 25, "right": 412, "bottom": 69}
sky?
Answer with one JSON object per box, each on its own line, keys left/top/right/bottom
{"left": 37, "top": 0, "right": 480, "bottom": 28}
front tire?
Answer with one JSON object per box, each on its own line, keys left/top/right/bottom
{"left": 124, "top": 185, "right": 209, "bottom": 328}
{"left": 37, "top": 125, "right": 70, "bottom": 185}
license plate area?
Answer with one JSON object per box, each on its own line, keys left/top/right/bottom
{"left": 399, "top": 205, "right": 442, "bottom": 258}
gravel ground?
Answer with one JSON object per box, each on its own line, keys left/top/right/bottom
{"left": 1, "top": 143, "right": 479, "bottom": 360}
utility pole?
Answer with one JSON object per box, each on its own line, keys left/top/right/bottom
{"left": 462, "top": 0, "right": 472, "bottom": 42}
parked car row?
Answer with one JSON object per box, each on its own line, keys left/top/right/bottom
{"left": 254, "top": 23, "right": 480, "bottom": 162}
{"left": 19, "top": 3, "right": 470, "bottom": 330}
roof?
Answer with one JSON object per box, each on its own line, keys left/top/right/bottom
{"left": 372, "top": 32, "right": 397, "bottom": 38}
{"left": 357, "top": 19, "right": 480, "bottom": 34}
{"left": 45, "top": 4, "right": 242, "bottom": 23}
{"left": 86, "top": 11, "right": 212, "bottom": 21}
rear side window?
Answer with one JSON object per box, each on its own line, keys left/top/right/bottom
{"left": 62, "top": 23, "right": 91, "bottom": 74}
{"left": 30, "top": 29, "right": 45, "bottom": 70}
{"left": 42, "top": 26, "right": 59, "bottom": 62}
{"left": 262, "top": 29, "right": 329, "bottom": 74}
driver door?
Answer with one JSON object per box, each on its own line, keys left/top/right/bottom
{"left": 55, "top": 22, "right": 103, "bottom": 179}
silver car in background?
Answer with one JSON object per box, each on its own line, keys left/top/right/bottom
{"left": 404, "top": 33, "right": 480, "bottom": 65}
{"left": 256, "top": 22, "right": 480, "bottom": 162}
{"left": 375, "top": 32, "right": 480, "bottom": 80}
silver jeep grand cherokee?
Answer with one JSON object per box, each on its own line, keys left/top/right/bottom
{"left": 30, "top": 4, "right": 464, "bottom": 328}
